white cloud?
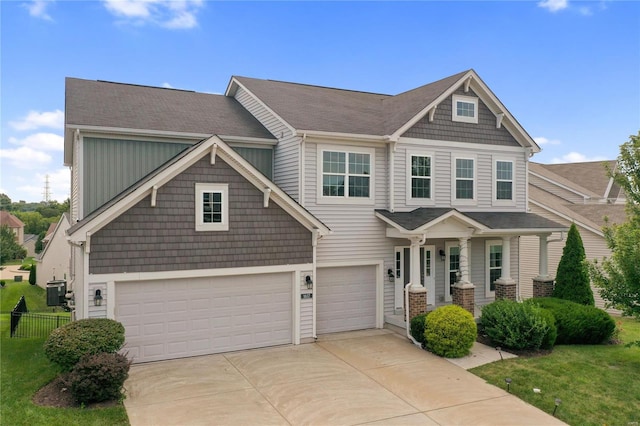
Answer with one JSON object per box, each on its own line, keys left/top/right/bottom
{"left": 534, "top": 136, "right": 562, "bottom": 146}
{"left": 9, "top": 133, "right": 63, "bottom": 151}
{"left": 10, "top": 109, "right": 64, "bottom": 131}
{"left": 550, "top": 151, "right": 609, "bottom": 164}
{"left": 0, "top": 146, "right": 52, "bottom": 169}
{"left": 102, "top": 0, "right": 203, "bottom": 29}
{"left": 17, "top": 168, "right": 70, "bottom": 203}
{"left": 538, "top": 0, "right": 569, "bottom": 12}
{"left": 161, "top": 82, "right": 173, "bottom": 88}
{"left": 25, "top": 0, "right": 54, "bottom": 21}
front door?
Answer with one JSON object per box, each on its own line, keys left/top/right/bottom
{"left": 394, "top": 245, "right": 436, "bottom": 311}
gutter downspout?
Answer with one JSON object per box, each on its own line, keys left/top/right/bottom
{"left": 312, "top": 229, "right": 319, "bottom": 340}
{"left": 300, "top": 133, "right": 306, "bottom": 206}
{"left": 405, "top": 233, "right": 427, "bottom": 346}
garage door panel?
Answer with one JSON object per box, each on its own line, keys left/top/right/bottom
{"left": 317, "top": 266, "right": 377, "bottom": 334}
{"left": 117, "top": 273, "right": 293, "bottom": 363}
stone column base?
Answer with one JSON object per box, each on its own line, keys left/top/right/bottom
{"left": 406, "top": 285, "right": 427, "bottom": 321}
{"left": 533, "top": 277, "right": 555, "bottom": 298}
{"left": 453, "top": 282, "right": 475, "bottom": 315}
{"left": 495, "top": 279, "right": 517, "bottom": 301}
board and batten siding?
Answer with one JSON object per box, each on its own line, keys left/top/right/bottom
{"left": 89, "top": 156, "right": 312, "bottom": 274}
{"left": 394, "top": 144, "right": 527, "bottom": 211}
{"left": 233, "top": 87, "right": 300, "bottom": 200}
{"left": 402, "top": 87, "right": 520, "bottom": 147}
{"left": 83, "top": 137, "right": 190, "bottom": 216}
{"left": 518, "top": 204, "right": 618, "bottom": 313}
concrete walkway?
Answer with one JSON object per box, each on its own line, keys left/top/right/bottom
{"left": 124, "top": 329, "right": 564, "bottom": 425}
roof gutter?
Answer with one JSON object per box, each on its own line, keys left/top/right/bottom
{"left": 295, "top": 130, "right": 390, "bottom": 144}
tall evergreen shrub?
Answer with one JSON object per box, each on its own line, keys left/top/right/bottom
{"left": 553, "top": 223, "right": 595, "bottom": 305}
{"left": 29, "top": 265, "right": 36, "bottom": 285}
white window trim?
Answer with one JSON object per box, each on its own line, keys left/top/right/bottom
{"left": 492, "top": 156, "right": 517, "bottom": 206}
{"left": 317, "top": 145, "right": 375, "bottom": 205}
{"left": 406, "top": 151, "right": 435, "bottom": 206}
{"left": 451, "top": 155, "right": 477, "bottom": 206}
{"left": 452, "top": 94, "right": 478, "bottom": 124}
{"left": 485, "top": 240, "right": 502, "bottom": 297}
{"left": 444, "top": 241, "right": 460, "bottom": 302}
{"left": 195, "top": 183, "right": 229, "bottom": 231}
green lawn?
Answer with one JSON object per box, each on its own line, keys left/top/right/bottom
{"left": 0, "top": 280, "right": 129, "bottom": 426}
{"left": 470, "top": 316, "right": 640, "bottom": 426}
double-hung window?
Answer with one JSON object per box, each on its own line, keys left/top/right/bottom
{"left": 452, "top": 95, "right": 478, "bottom": 124}
{"left": 321, "top": 148, "right": 372, "bottom": 201}
{"left": 455, "top": 158, "right": 475, "bottom": 201}
{"left": 410, "top": 155, "right": 432, "bottom": 199}
{"left": 195, "top": 183, "right": 228, "bottom": 231}
{"left": 495, "top": 160, "right": 513, "bottom": 201}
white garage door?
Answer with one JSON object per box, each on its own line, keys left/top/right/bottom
{"left": 116, "top": 273, "right": 293, "bottom": 363}
{"left": 316, "top": 265, "right": 377, "bottom": 334}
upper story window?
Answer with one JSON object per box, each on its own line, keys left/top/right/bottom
{"left": 410, "top": 155, "right": 432, "bottom": 199}
{"left": 319, "top": 147, "right": 374, "bottom": 203}
{"left": 452, "top": 95, "right": 478, "bottom": 124}
{"left": 195, "top": 183, "right": 229, "bottom": 231}
{"left": 496, "top": 160, "right": 513, "bottom": 200}
{"left": 454, "top": 158, "right": 475, "bottom": 201}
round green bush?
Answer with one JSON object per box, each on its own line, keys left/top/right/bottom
{"left": 67, "top": 352, "right": 131, "bottom": 404}
{"left": 424, "top": 305, "right": 477, "bottom": 358}
{"left": 410, "top": 313, "right": 429, "bottom": 345}
{"left": 480, "top": 300, "right": 554, "bottom": 351}
{"left": 44, "top": 318, "right": 125, "bottom": 371}
{"left": 527, "top": 297, "right": 615, "bottom": 344}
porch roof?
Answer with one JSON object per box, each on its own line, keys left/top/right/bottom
{"left": 375, "top": 208, "right": 567, "bottom": 236}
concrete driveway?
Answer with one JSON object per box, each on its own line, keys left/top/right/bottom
{"left": 124, "top": 329, "right": 564, "bottom": 425}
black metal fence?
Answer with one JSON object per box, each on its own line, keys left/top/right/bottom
{"left": 10, "top": 295, "right": 71, "bottom": 338}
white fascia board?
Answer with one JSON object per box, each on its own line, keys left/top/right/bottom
{"left": 296, "top": 130, "right": 388, "bottom": 144}
{"left": 529, "top": 171, "right": 594, "bottom": 199}
{"left": 399, "top": 136, "right": 530, "bottom": 154}
{"left": 220, "top": 135, "right": 278, "bottom": 146}
{"left": 475, "top": 227, "right": 568, "bottom": 237}
{"left": 68, "top": 124, "right": 210, "bottom": 142}
{"left": 88, "top": 263, "right": 314, "bottom": 283}
{"left": 391, "top": 71, "right": 474, "bottom": 139}
{"left": 226, "top": 77, "right": 297, "bottom": 136}
{"left": 529, "top": 199, "right": 603, "bottom": 237}
{"left": 414, "top": 209, "right": 488, "bottom": 233}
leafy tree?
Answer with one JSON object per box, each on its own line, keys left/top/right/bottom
{"left": 589, "top": 132, "right": 640, "bottom": 322}
{"left": 0, "top": 225, "right": 27, "bottom": 263}
{"left": 553, "top": 223, "right": 595, "bottom": 305}
{"left": 12, "top": 211, "right": 49, "bottom": 235}
{"left": 0, "top": 193, "right": 12, "bottom": 211}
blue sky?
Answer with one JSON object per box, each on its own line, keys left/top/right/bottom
{"left": 1, "top": 0, "right": 638, "bottom": 203}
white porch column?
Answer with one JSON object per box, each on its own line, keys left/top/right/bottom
{"left": 409, "top": 236, "right": 424, "bottom": 289}
{"left": 536, "top": 234, "right": 549, "bottom": 280}
{"left": 498, "top": 236, "right": 514, "bottom": 283}
{"left": 458, "top": 237, "right": 470, "bottom": 284}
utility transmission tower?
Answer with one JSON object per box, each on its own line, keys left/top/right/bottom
{"left": 42, "top": 174, "right": 52, "bottom": 202}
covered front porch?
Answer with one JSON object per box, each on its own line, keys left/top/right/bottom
{"left": 375, "top": 208, "right": 567, "bottom": 325}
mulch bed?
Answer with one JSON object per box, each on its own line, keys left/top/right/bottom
{"left": 32, "top": 375, "right": 120, "bottom": 409}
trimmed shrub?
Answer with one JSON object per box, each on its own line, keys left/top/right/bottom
{"left": 28, "top": 265, "right": 36, "bottom": 285}
{"left": 527, "top": 297, "right": 615, "bottom": 344}
{"left": 67, "top": 352, "right": 131, "bottom": 404}
{"left": 44, "top": 318, "right": 125, "bottom": 371}
{"left": 424, "top": 305, "right": 477, "bottom": 358}
{"left": 410, "top": 313, "right": 429, "bottom": 345}
{"left": 537, "top": 307, "right": 558, "bottom": 349}
{"left": 480, "top": 300, "right": 554, "bottom": 351}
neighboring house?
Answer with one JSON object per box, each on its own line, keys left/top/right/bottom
{"left": 23, "top": 234, "right": 38, "bottom": 257}
{"left": 64, "top": 70, "right": 566, "bottom": 363}
{"left": 520, "top": 161, "right": 626, "bottom": 312}
{"left": 36, "top": 213, "right": 71, "bottom": 288}
{"left": 0, "top": 211, "right": 25, "bottom": 245}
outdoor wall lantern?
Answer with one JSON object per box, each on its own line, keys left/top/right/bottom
{"left": 439, "top": 249, "right": 446, "bottom": 261}
{"left": 387, "top": 269, "right": 395, "bottom": 282}
{"left": 305, "top": 275, "right": 313, "bottom": 289}
{"left": 94, "top": 289, "right": 103, "bottom": 306}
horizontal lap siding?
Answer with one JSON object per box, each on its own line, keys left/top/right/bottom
{"left": 234, "top": 87, "right": 299, "bottom": 200}
{"left": 89, "top": 156, "right": 312, "bottom": 274}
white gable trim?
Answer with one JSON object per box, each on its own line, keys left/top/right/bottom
{"left": 390, "top": 70, "right": 540, "bottom": 152}
{"left": 225, "top": 77, "right": 297, "bottom": 136}
{"left": 68, "top": 136, "right": 330, "bottom": 242}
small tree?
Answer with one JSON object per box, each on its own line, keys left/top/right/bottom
{"left": 553, "top": 223, "right": 595, "bottom": 305}
{"left": 29, "top": 265, "right": 36, "bottom": 285}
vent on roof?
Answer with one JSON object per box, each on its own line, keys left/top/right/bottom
{"left": 96, "top": 80, "right": 196, "bottom": 93}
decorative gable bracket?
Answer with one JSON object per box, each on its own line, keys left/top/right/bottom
{"left": 210, "top": 143, "right": 218, "bottom": 165}
{"left": 263, "top": 188, "right": 271, "bottom": 208}
{"left": 496, "top": 113, "right": 504, "bottom": 129}
{"left": 428, "top": 106, "right": 437, "bottom": 122}
{"left": 463, "top": 76, "right": 472, "bottom": 93}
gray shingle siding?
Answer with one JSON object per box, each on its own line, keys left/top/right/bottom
{"left": 402, "top": 88, "right": 519, "bottom": 147}
{"left": 89, "top": 156, "right": 312, "bottom": 274}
